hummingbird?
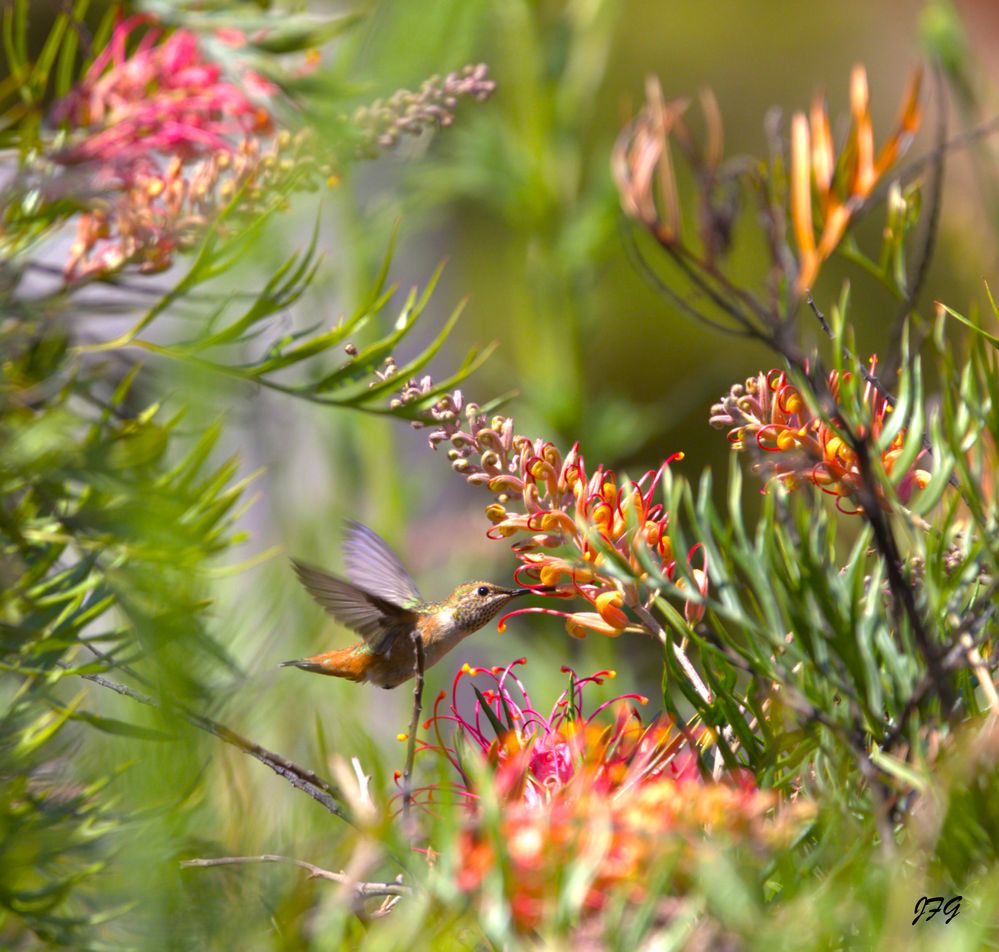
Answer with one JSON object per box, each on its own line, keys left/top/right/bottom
{"left": 282, "top": 521, "right": 534, "bottom": 689}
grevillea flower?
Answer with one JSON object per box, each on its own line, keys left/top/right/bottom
{"left": 351, "top": 64, "right": 496, "bottom": 155}
{"left": 49, "top": 14, "right": 304, "bottom": 279}
{"left": 790, "top": 65, "right": 922, "bottom": 294}
{"left": 414, "top": 660, "right": 789, "bottom": 932}
{"left": 52, "top": 15, "right": 274, "bottom": 173}
{"left": 613, "top": 66, "right": 922, "bottom": 299}
{"left": 394, "top": 377, "right": 708, "bottom": 637}
{"left": 47, "top": 18, "right": 494, "bottom": 281}
{"left": 709, "top": 359, "right": 931, "bottom": 512}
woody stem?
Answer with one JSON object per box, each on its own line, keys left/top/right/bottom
{"left": 400, "top": 631, "right": 426, "bottom": 838}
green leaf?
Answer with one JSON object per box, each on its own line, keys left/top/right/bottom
{"left": 937, "top": 300, "right": 999, "bottom": 349}
{"left": 70, "top": 712, "right": 173, "bottom": 741}
{"left": 473, "top": 686, "right": 509, "bottom": 740}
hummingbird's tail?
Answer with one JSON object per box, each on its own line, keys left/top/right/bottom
{"left": 278, "top": 646, "right": 368, "bottom": 682}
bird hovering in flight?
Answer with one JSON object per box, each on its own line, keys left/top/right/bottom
{"left": 282, "top": 521, "right": 535, "bottom": 688}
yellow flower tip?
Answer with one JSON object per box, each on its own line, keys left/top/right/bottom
{"left": 461, "top": 663, "right": 472, "bottom": 674}
{"left": 396, "top": 733, "right": 409, "bottom": 742}
{"left": 485, "top": 502, "right": 507, "bottom": 524}
{"left": 326, "top": 174, "right": 341, "bottom": 189}
{"left": 607, "top": 670, "right": 617, "bottom": 679}
{"left": 497, "top": 620, "right": 507, "bottom": 633}
{"left": 785, "top": 393, "right": 804, "bottom": 415}
{"left": 776, "top": 429, "right": 797, "bottom": 451}
{"left": 638, "top": 696, "right": 649, "bottom": 705}
{"left": 595, "top": 590, "right": 629, "bottom": 629}
{"left": 675, "top": 451, "right": 685, "bottom": 461}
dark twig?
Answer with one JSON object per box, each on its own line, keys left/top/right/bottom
{"left": 886, "top": 64, "right": 948, "bottom": 375}
{"left": 81, "top": 672, "right": 350, "bottom": 822}
{"left": 180, "top": 854, "right": 411, "bottom": 898}
{"left": 849, "top": 440, "right": 954, "bottom": 711}
{"left": 882, "top": 596, "right": 997, "bottom": 750}
{"left": 400, "top": 631, "right": 426, "bottom": 836}
{"left": 619, "top": 221, "right": 757, "bottom": 338}
{"left": 865, "top": 112, "right": 999, "bottom": 215}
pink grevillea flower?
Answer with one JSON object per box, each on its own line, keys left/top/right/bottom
{"left": 412, "top": 660, "right": 783, "bottom": 933}
{"left": 48, "top": 15, "right": 304, "bottom": 279}
{"left": 394, "top": 378, "right": 708, "bottom": 637}
{"left": 53, "top": 15, "right": 272, "bottom": 175}
{"left": 48, "top": 17, "right": 495, "bottom": 280}
{"left": 710, "top": 358, "right": 931, "bottom": 513}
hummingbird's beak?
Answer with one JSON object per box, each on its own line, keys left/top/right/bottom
{"left": 505, "top": 585, "right": 557, "bottom": 597}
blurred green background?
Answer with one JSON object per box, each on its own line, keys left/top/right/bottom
{"left": 5, "top": 0, "right": 999, "bottom": 946}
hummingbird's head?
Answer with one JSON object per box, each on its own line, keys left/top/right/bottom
{"left": 448, "top": 581, "right": 528, "bottom": 634}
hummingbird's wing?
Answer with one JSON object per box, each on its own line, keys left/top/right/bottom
{"left": 342, "top": 521, "right": 423, "bottom": 608}
{"left": 291, "top": 559, "right": 418, "bottom": 652}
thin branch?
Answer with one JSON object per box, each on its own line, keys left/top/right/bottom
{"left": 883, "top": 597, "right": 998, "bottom": 749}
{"left": 180, "top": 854, "right": 411, "bottom": 898}
{"left": 864, "top": 112, "right": 999, "bottom": 214}
{"left": 850, "top": 439, "right": 955, "bottom": 712}
{"left": 400, "top": 631, "right": 426, "bottom": 837}
{"left": 886, "top": 64, "right": 948, "bottom": 373}
{"left": 619, "top": 221, "right": 756, "bottom": 338}
{"left": 633, "top": 603, "right": 713, "bottom": 705}
{"left": 80, "top": 671, "right": 350, "bottom": 822}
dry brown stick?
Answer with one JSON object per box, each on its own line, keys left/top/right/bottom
{"left": 80, "top": 671, "right": 349, "bottom": 822}
{"left": 180, "top": 854, "right": 411, "bottom": 898}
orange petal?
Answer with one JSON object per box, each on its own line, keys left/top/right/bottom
{"left": 791, "top": 112, "right": 818, "bottom": 292}
{"left": 809, "top": 94, "right": 834, "bottom": 196}
{"left": 595, "top": 590, "right": 630, "bottom": 629}
{"left": 565, "top": 612, "right": 627, "bottom": 639}
{"left": 875, "top": 67, "right": 923, "bottom": 178}
{"left": 849, "top": 65, "right": 876, "bottom": 197}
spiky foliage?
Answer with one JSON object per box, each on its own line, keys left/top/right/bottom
{"left": 4, "top": 1, "right": 999, "bottom": 950}
{"left": 0, "top": 1, "right": 493, "bottom": 944}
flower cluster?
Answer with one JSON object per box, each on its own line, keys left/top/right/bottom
{"left": 417, "top": 660, "right": 791, "bottom": 932}
{"left": 52, "top": 17, "right": 275, "bottom": 173}
{"left": 790, "top": 65, "right": 922, "bottom": 293}
{"left": 48, "top": 18, "right": 495, "bottom": 281}
{"left": 395, "top": 377, "right": 708, "bottom": 636}
{"left": 60, "top": 128, "right": 324, "bottom": 279}
{"left": 709, "top": 359, "right": 931, "bottom": 511}
{"left": 50, "top": 15, "right": 308, "bottom": 279}
{"left": 352, "top": 64, "right": 496, "bottom": 155}
{"left": 612, "top": 66, "right": 922, "bottom": 298}
{"left": 612, "top": 77, "right": 724, "bottom": 254}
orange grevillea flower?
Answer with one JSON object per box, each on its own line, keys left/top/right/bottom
{"left": 791, "top": 65, "right": 922, "bottom": 294}
{"left": 709, "top": 359, "right": 931, "bottom": 512}
{"left": 413, "top": 660, "right": 789, "bottom": 933}
{"left": 395, "top": 378, "right": 708, "bottom": 636}
{"left": 613, "top": 66, "right": 922, "bottom": 299}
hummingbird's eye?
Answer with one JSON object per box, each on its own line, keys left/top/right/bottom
{"left": 477, "top": 585, "right": 490, "bottom": 597}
